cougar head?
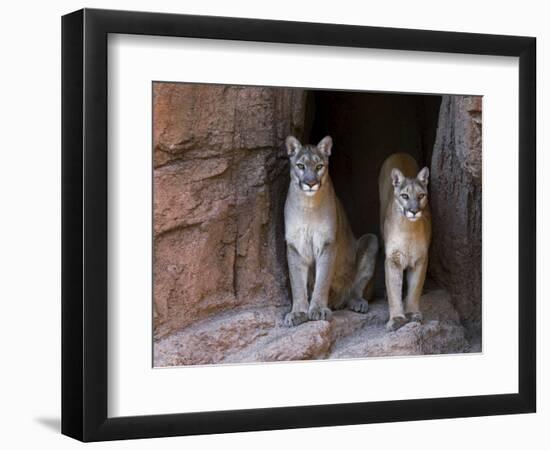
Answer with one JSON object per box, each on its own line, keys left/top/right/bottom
{"left": 391, "top": 166, "right": 430, "bottom": 222}
{"left": 285, "top": 135, "right": 332, "bottom": 197}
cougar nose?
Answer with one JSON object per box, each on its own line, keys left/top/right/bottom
{"left": 409, "top": 208, "right": 419, "bottom": 215}
{"left": 304, "top": 181, "right": 316, "bottom": 187}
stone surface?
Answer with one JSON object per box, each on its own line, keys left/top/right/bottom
{"left": 154, "top": 288, "right": 474, "bottom": 367}
{"left": 429, "top": 95, "right": 482, "bottom": 333}
{"left": 331, "top": 290, "right": 469, "bottom": 359}
{"left": 153, "top": 83, "right": 307, "bottom": 338}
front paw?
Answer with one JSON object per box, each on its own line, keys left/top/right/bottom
{"left": 284, "top": 311, "right": 308, "bottom": 327}
{"left": 406, "top": 311, "right": 423, "bottom": 323}
{"left": 308, "top": 306, "right": 332, "bottom": 321}
{"left": 386, "top": 315, "right": 408, "bottom": 332}
{"left": 347, "top": 298, "right": 369, "bottom": 314}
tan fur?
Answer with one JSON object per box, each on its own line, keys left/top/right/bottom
{"left": 283, "top": 136, "right": 378, "bottom": 326}
{"left": 379, "top": 153, "right": 431, "bottom": 331}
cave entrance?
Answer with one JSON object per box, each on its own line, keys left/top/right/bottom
{"left": 304, "top": 90, "right": 442, "bottom": 237}
{"left": 303, "top": 90, "right": 442, "bottom": 296}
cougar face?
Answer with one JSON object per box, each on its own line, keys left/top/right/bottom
{"left": 285, "top": 136, "right": 332, "bottom": 197}
{"left": 391, "top": 167, "right": 430, "bottom": 222}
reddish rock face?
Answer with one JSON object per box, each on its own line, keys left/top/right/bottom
{"left": 429, "top": 95, "right": 482, "bottom": 334}
{"left": 153, "top": 83, "right": 307, "bottom": 338}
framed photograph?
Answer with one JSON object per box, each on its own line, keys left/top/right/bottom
{"left": 61, "top": 8, "right": 536, "bottom": 442}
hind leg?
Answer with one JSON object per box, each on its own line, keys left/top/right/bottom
{"left": 347, "top": 234, "right": 378, "bottom": 313}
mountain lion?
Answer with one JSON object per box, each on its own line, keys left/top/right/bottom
{"left": 379, "top": 153, "right": 431, "bottom": 332}
{"left": 283, "top": 135, "right": 378, "bottom": 327}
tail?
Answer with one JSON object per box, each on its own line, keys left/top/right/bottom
{"left": 351, "top": 234, "right": 379, "bottom": 300}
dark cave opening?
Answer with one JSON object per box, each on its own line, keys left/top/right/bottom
{"left": 304, "top": 90, "right": 442, "bottom": 238}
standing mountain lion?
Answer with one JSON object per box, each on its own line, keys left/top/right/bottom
{"left": 379, "top": 153, "right": 431, "bottom": 332}
{"left": 283, "top": 135, "right": 378, "bottom": 327}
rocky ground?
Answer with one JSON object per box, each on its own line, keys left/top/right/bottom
{"left": 154, "top": 286, "right": 479, "bottom": 367}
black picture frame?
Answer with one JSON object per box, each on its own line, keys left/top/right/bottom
{"left": 61, "top": 8, "right": 536, "bottom": 442}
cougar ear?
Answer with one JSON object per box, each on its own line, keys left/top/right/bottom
{"left": 391, "top": 168, "right": 405, "bottom": 188}
{"left": 285, "top": 136, "right": 301, "bottom": 157}
{"left": 417, "top": 167, "right": 430, "bottom": 186}
{"left": 317, "top": 136, "right": 333, "bottom": 157}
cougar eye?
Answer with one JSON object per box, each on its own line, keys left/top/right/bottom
{"left": 316, "top": 164, "right": 324, "bottom": 171}
{"left": 418, "top": 193, "right": 425, "bottom": 200}
{"left": 297, "top": 163, "right": 305, "bottom": 170}
{"left": 400, "top": 193, "right": 409, "bottom": 200}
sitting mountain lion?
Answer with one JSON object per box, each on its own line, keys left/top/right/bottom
{"left": 379, "top": 153, "right": 431, "bottom": 332}
{"left": 283, "top": 135, "right": 378, "bottom": 327}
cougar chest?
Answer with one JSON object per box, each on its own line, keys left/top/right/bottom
{"left": 285, "top": 197, "right": 337, "bottom": 264}
{"left": 385, "top": 218, "right": 430, "bottom": 268}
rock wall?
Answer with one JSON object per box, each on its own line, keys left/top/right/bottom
{"left": 429, "top": 96, "right": 482, "bottom": 332}
{"left": 153, "top": 83, "right": 306, "bottom": 338}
